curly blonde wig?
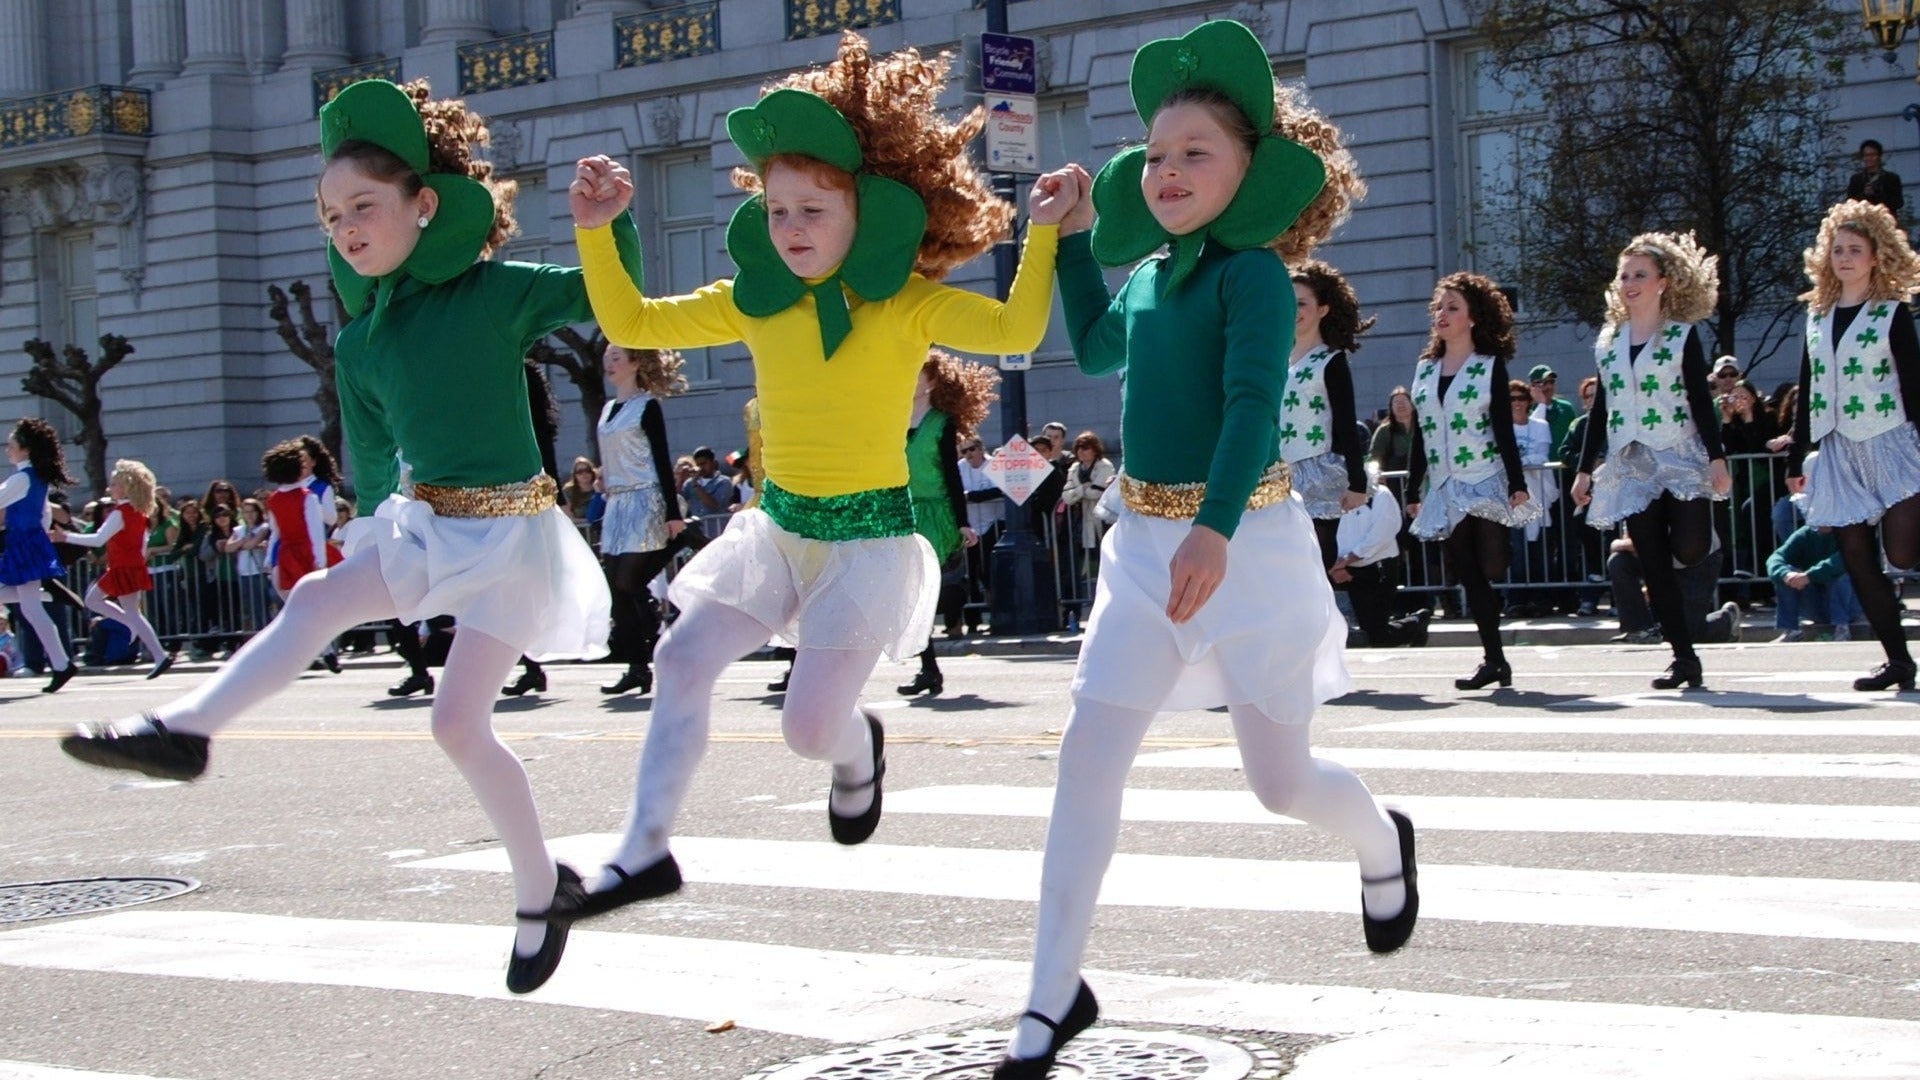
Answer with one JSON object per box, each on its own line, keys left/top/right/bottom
{"left": 1799, "top": 200, "right": 1920, "bottom": 312}
{"left": 1598, "top": 232, "right": 1719, "bottom": 341}
{"left": 1265, "top": 83, "right": 1365, "bottom": 264}
{"left": 922, "top": 349, "right": 1000, "bottom": 440}
{"left": 731, "top": 33, "right": 1013, "bottom": 280}
{"left": 1421, "top": 271, "right": 1516, "bottom": 363}
{"left": 112, "top": 458, "right": 157, "bottom": 518}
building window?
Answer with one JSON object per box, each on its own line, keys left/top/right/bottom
{"left": 655, "top": 154, "right": 725, "bottom": 385}
{"left": 1454, "top": 45, "right": 1542, "bottom": 309}
{"left": 1033, "top": 97, "right": 1090, "bottom": 363}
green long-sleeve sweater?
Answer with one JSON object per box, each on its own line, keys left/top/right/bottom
{"left": 1055, "top": 232, "right": 1290, "bottom": 538}
{"left": 334, "top": 217, "right": 643, "bottom": 510}
{"left": 1766, "top": 524, "right": 1847, "bottom": 586}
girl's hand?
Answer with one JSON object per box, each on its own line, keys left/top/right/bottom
{"left": 1405, "top": 501, "right": 1421, "bottom": 520}
{"left": 1165, "top": 524, "right": 1228, "bottom": 624}
{"left": 1509, "top": 490, "right": 1531, "bottom": 509}
{"left": 1028, "top": 167, "right": 1081, "bottom": 227}
{"left": 48, "top": 527, "right": 65, "bottom": 543}
{"left": 1709, "top": 458, "right": 1732, "bottom": 496}
{"left": 570, "top": 156, "right": 633, "bottom": 230}
{"left": 1570, "top": 472, "right": 1592, "bottom": 507}
{"left": 1787, "top": 475, "right": 1808, "bottom": 495}
{"left": 1766, "top": 434, "right": 1793, "bottom": 453}
{"left": 1338, "top": 490, "right": 1368, "bottom": 512}
{"left": 1060, "top": 163, "right": 1096, "bottom": 235}
{"left": 666, "top": 519, "right": 686, "bottom": 539}
{"left": 961, "top": 526, "right": 979, "bottom": 548}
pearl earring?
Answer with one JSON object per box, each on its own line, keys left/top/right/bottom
{"left": 417, "top": 215, "right": 430, "bottom": 228}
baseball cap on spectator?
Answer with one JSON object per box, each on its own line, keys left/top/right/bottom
{"left": 1527, "top": 365, "right": 1556, "bottom": 383}
{"left": 1713, "top": 356, "right": 1741, "bottom": 377}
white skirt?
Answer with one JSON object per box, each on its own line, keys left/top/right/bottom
{"left": 1410, "top": 471, "right": 1542, "bottom": 540}
{"left": 1070, "top": 498, "right": 1351, "bottom": 719}
{"left": 1804, "top": 422, "right": 1920, "bottom": 527}
{"left": 667, "top": 507, "right": 938, "bottom": 660}
{"left": 1586, "top": 439, "right": 1721, "bottom": 528}
{"left": 342, "top": 494, "right": 612, "bottom": 662}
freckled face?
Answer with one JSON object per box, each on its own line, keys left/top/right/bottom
{"left": 1142, "top": 103, "right": 1251, "bottom": 237}
{"left": 763, "top": 161, "right": 857, "bottom": 280}
{"left": 318, "top": 159, "right": 435, "bottom": 278}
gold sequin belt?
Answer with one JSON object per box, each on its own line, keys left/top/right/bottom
{"left": 411, "top": 474, "right": 558, "bottom": 518}
{"left": 1119, "top": 463, "right": 1292, "bottom": 520}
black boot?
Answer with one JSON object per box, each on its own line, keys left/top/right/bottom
{"left": 388, "top": 671, "right": 434, "bottom": 697}
{"left": 600, "top": 665, "right": 651, "bottom": 695}
{"left": 1855, "top": 660, "right": 1918, "bottom": 692}
{"left": 1651, "top": 655, "right": 1704, "bottom": 690}
{"left": 502, "top": 665, "right": 547, "bottom": 697}
{"left": 896, "top": 668, "right": 943, "bottom": 697}
{"left": 1454, "top": 658, "right": 1511, "bottom": 690}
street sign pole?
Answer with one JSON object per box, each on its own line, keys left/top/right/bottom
{"left": 980, "top": 1, "right": 1056, "bottom": 635}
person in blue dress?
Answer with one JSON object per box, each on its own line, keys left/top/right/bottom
{"left": 0, "top": 418, "right": 78, "bottom": 692}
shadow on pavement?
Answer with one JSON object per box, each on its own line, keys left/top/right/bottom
{"left": 1328, "top": 689, "right": 1454, "bottom": 712}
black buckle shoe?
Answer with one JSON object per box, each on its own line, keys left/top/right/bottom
{"left": 61, "top": 713, "right": 209, "bottom": 781}
{"left": 388, "top": 672, "right": 434, "bottom": 697}
{"left": 766, "top": 668, "right": 791, "bottom": 693}
{"left": 600, "top": 667, "right": 651, "bottom": 695}
{"left": 1362, "top": 809, "right": 1419, "bottom": 954}
{"left": 895, "top": 669, "right": 943, "bottom": 697}
{"left": 321, "top": 652, "right": 342, "bottom": 674}
{"left": 992, "top": 980, "right": 1100, "bottom": 1079}
{"left": 146, "top": 653, "right": 175, "bottom": 680}
{"left": 1402, "top": 609, "right": 1432, "bottom": 648}
{"left": 43, "top": 664, "right": 77, "bottom": 694}
{"left": 1454, "top": 659, "right": 1511, "bottom": 691}
{"left": 502, "top": 667, "right": 547, "bottom": 697}
{"left": 1856, "top": 661, "right": 1918, "bottom": 692}
{"left": 1651, "top": 656, "right": 1704, "bottom": 690}
{"left": 505, "top": 863, "right": 586, "bottom": 995}
{"left": 575, "top": 852, "right": 683, "bottom": 919}
{"left": 829, "top": 712, "right": 886, "bottom": 845}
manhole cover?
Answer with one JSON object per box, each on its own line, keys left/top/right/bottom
{"left": 745, "top": 1028, "right": 1283, "bottom": 1079}
{"left": 0, "top": 876, "right": 201, "bottom": 923}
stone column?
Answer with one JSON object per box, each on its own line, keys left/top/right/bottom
{"left": 129, "top": 0, "right": 187, "bottom": 84}
{"left": 0, "top": 0, "right": 47, "bottom": 99}
{"left": 282, "top": 0, "right": 347, "bottom": 68}
{"left": 180, "top": 0, "right": 247, "bottom": 75}
{"left": 573, "top": 1, "right": 644, "bottom": 13}
{"left": 419, "top": 0, "right": 490, "bottom": 46}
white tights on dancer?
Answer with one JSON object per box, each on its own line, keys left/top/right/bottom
{"left": 84, "top": 584, "right": 164, "bottom": 665}
{"left": 123, "top": 552, "right": 560, "bottom": 955}
{"left": 595, "top": 598, "right": 880, "bottom": 891}
{"left": 0, "top": 585, "right": 68, "bottom": 670}
{"left": 1005, "top": 696, "right": 1405, "bottom": 1059}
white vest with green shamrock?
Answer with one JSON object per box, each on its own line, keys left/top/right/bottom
{"left": 1410, "top": 353, "right": 1501, "bottom": 486}
{"left": 1279, "top": 346, "right": 1338, "bottom": 463}
{"left": 1806, "top": 301, "right": 1907, "bottom": 441}
{"left": 1593, "top": 321, "right": 1698, "bottom": 452}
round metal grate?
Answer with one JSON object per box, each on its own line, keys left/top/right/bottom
{"left": 745, "top": 1028, "right": 1286, "bottom": 1080}
{"left": 0, "top": 876, "right": 201, "bottom": 924}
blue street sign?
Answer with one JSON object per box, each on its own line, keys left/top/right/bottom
{"left": 981, "top": 31, "right": 1037, "bottom": 96}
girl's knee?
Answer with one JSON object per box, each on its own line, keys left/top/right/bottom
{"left": 429, "top": 709, "right": 495, "bottom": 760}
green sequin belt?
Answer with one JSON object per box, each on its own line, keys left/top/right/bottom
{"left": 760, "top": 478, "right": 916, "bottom": 542}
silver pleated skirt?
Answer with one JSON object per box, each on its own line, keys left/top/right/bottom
{"left": 1803, "top": 422, "right": 1920, "bottom": 528}
{"left": 1289, "top": 451, "right": 1352, "bottom": 519}
{"left": 600, "top": 485, "right": 670, "bottom": 555}
{"left": 1410, "top": 470, "right": 1542, "bottom": 540}
{"left": 1586, "top": 439, "right": 1721, "bottom": 528}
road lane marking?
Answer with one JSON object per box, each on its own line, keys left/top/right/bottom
{"left": 1351, "top": 717, "right": 1920, "bottom": 736}
{"left": 406, "top": 834, "right": 1920, "bottom": 944}
{"left": 1136, "top": 745, "right": 1920, "bottom": 779}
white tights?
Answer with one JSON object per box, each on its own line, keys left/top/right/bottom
{"left": 1005, "top": 695, "right": 1404, "bottom": 1059}
{"left": 85, "top": 584, "right": 164, "bottom": 666}
{"left": 598, "top": 599, "right": 880, "bottom": 888}
{"left": 134, "top": 551, "right": 560, "bottom": 954}
{"left": 0, "top": 586, "right": 68, "bottom": 670}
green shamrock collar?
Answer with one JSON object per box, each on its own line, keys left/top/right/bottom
{"left": 1089, "top": 20, "right": 1326, "bottom": 289}
{"left": 723, "top": 89, "right": 927, "bottom": 358}
{"left": 319, "top": 80, "right": 495, "bottom": 329}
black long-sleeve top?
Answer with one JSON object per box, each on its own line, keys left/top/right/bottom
{"left": 1406, "top": 356, "right": 1527, "bottom": 501}
{"left": 1576, "top": 331, "right": 1722, "bottom": 475}
{"left": 936, "top": 418, "right": 968, "bottom": 533}
{"left": 1789, "top": 302, "right": 1920, "bottom": 477}
{"left": 1321, "top": 351, "right": 1369, "bottom": 495}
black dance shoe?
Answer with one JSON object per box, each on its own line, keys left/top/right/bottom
{"left": 1855, "top": 661, "right": 1918, "bottom": 692}
{"left": 766, "top": 668, "right": 791, "bottom": 693}
{"left": 574, "top": 853, "right": 683, "bottom": 919}
{"left": 1454, "top": 659, "right": 1511, "bottom": 691}
{"left": 828, "top": 713, "right": 886, "bottom": 846}
{"left": 321, "top": 652, "right": 342, "bottom": 674}
{"left": 600, "top": 666, "right": 652, "bottom": 695}
{"left": 42, "top": 664, "right": 77, "bottom": 694}
{"left": 388, "top": 672, "right": 434, "bottom": 698}
{"left": 991, "top": 980, "right": 1100, "bottom": 1079}
{"left": 61, "top": 713, "right": 208, "bottom": 781}
{"left": 1651, "top": 656, "right": 1704, "bottom": 690}
{"left": 1362, "top": 809, "right": 1420, "bottom": 954}
{"left": 502, "top": 667, "right": 547, "bottom": 697}
{"left": 505, "top": 864, "right": 586, "bottom": 995}
{"left": 1401, "top": 609, "right": 1432, "bottom": 648}
{"left": 146, "top": 653, "right": 175, "bottom": 680}
{"left": 895, "top": 669, "right": 943, "bottom": 697}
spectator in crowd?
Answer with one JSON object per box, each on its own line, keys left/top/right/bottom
{"left": 956, "top": 435, "right": 1001, "bottom": 634}
{"left": 1059, "top": 431, "right": 1115, "bottom": 623}
{"left": 1710, "top": 355, "right": 1742, "bottom": 409}
{"left": 1563, "top": 375, "right": 1608, "bottom": 616}
{"left": 1025, "top": 432, "right": 1072, "bottom": 616}
{"left": 226, "top": 497, "right": 274, "bottom": 633}
{"left": 1505, "top": 379, "right": 1556, "bottom": 616}
{"left": 680, "top": 446, "right": 736, "bottom": 517}
{"left": 1767, "top": 522, "right": 1861, "bottom": 642}
{"left": 197, "top": 502, "right": 243, "bottom": 659}
{"left": 1846, "top": 138, "right": 1903, "bottom": 218}
{"left": 1330, "top": 464, "right": 1428, "bottom": 647}
{"left": 1607, "top": 527, "right": 1742, "bottom": 645}
{"left": 1368, "top": 387, "right": 1416, "bottom": 474}
{"left": 561, "top": 456, "right": 599, "bottom": 523}
{"left": 169, "top": 498, "right": 209, "bottom": 647}
{"left": 1526, "top": 365, "right": 1577, "bottom": 461}
{"left": 1768, "top": 386, "right": 1803, "bottom": 543}
{"left": 672, "top": 455, "right": 697, "bottom": 516}
{"left": 202, "top": 479, "right": 241, "bottom": 518}
{"left": 1720, "top": 377, "right": 1780, "bottom": 584}
{"left": 727, "top": 449, "right": 755, "bottom": 509}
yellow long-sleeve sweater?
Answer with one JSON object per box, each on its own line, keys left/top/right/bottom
{"left": 577, "top": 222, "right": 1058, "bottom": 499}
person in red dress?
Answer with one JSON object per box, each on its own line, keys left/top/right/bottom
{"left": 50, "top": 459, "right": 173, "bottom": 678}
{"left": 263, "top": 439, "right": 342, "bottom": 598}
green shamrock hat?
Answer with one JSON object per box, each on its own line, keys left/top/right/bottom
{"left": 318, "top": 79, "right": 495, "bottom": 323}
{"left": 1089, "top": 20, "right": 1327, "bottom": 288}
{"left": 722, "top": 89, "right": 927, "bottom": 359}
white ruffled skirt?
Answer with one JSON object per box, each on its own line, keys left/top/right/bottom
{"left": 1289, "top": 451, "right": 1353, "bottom": 519}
{"left": 667, "top": 507, "right": 937, "bottom": 660}
{"left": 1410, "top": 471, "right": 1542, "bottom": 540}
{"left": 1586, "top": 439, "right": 1721, "bottom": 528}
{"left": 1804, "top": 422, "right": 1920, "bottom": 528}
{"left": 1070, "top": 498, "right": 1351, "bottom": 719}
{"left": 342, "top": 494, "right": 612, "bottom": 661}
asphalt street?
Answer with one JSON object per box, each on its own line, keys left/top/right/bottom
{"left": 0, "top": 640, "right": 1916, "bottom": 1079}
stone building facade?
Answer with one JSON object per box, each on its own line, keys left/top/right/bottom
{"left": 0, "top": 0, "right": 1908, "bottom": 497}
